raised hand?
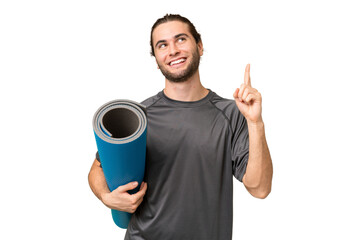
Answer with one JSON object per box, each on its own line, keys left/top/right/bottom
{"left": 233, "top": 64, "right": 263, "bottom": 124}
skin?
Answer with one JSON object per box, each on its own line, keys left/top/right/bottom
{"left": 154, "top": 22, "right": 201, "bottom": 84}
{"left": 88, "top": 20, "right": 273, "bottom": 214}
{"left": 233, "top": 64, "right": 273, "bottom": 198}
{"left": 152, "top": 21, "right": 208, "bottom": 101}
{"left": 88, "top": 158, "right": 147, "bottom": 213}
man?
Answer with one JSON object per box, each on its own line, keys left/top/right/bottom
{"left": 88, "top": 14, "right": 273, "bottom": 239}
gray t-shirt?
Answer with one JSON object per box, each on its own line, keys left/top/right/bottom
{"left": 98, "top": 90, "right": 249, "bottom": 240}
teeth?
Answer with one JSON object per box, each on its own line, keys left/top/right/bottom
{"left": 170, "top": 58, "right": 185, "bottom": 66}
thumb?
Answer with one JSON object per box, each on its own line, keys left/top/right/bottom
{"left": 115, "top": 181, "right": 138, "bottom": 193}
{"left": 233, "top": 88, "right": 239, "bottom": 99}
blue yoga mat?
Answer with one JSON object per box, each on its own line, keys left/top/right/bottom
{"left": 93, "top": 99, "right": 147, "bottom": 228}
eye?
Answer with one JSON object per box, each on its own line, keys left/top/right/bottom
{"left": 177, "top": 37, "right": 186, "bottom": 43}
{"left": 159, "top": 43, "right": 167, "bottom": 49}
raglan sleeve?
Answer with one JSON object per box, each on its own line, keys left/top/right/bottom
{"left": 230, "top": 105, "right": 249, "bottom": 182}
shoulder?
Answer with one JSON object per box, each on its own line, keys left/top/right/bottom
{"left": 209, "top": 91, "right": 246, "bottom": 133}
{"left": 141, "top": 91, "right": 163, "bottom": 108}
{"left": 209, "top": 91, "right": 241, "bottom": 119}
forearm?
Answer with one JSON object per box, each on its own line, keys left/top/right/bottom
{"left": 242, "top": 120, "right": 273, "bottom": 198}
{"left": 88, "top": 159, "right": 110, "bottom": 201}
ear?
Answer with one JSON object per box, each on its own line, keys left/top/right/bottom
{"left": 197, "top": 41, "right": 204, "bottom": 56}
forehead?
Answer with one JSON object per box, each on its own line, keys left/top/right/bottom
{"left": 152, "top": 21, "right": 191, "bottom": 43}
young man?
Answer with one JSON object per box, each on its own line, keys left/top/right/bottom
{"left": 89, "top": 14, "right": 273, "bottom": 240}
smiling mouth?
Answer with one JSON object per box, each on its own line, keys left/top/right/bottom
{"left": 169, "top": 58, "right": 187, "bottom": 66}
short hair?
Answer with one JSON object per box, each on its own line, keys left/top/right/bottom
{"left": 150, "top": 14, "right": 202, "bottom": 57}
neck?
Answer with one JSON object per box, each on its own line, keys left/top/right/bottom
{"left": 163, "top": 71, "right": 209, "bottom": 101}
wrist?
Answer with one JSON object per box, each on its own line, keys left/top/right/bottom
{"left": 247, "top": 118, "right": 264, "bottom": 128}
{"left": 247, "top": 119, "right": 266, "bottom": 138}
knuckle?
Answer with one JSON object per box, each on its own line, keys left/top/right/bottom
{"left": 131, "top": 198, "right": 137, "bottom": 205}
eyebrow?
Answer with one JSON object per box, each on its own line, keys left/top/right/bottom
{"left": 155, "top": 33, "right": 190, "bottom": 48}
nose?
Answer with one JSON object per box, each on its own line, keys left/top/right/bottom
{"left": 169, "top": 42, "right": 179, "bottom": 56}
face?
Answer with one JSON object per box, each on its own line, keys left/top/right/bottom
{"left": 152, "top": 21, "right": 203, "bottom": 83}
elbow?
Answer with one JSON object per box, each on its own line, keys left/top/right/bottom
{"left": 247, "top": 187, "right": 271, "bottom": 199}
{"left": 254, "top": 188, "right": 271, "bottom": 199}
{"left": 244, "top": 176, "right": 272, "bottom": 199}
{"left": 245, "top": 185, "right": 272, "bottom": 199}
{"left": 243, "top": 170, "right": 273, "bottom": 199}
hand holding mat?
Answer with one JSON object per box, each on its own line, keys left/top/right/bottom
{"left": 93, "top": 100, "right": 147, "bottom": 228}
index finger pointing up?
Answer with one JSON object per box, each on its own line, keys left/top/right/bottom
{"left": 244, "top": 63, "right": 251, "bottom": 86}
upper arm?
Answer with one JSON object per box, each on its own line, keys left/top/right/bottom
{"left": 91, "top": 158, "right": 101, "bottom": 169}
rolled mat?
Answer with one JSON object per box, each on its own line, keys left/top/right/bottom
{"left": 92, "top": 99, "right": 147, "bottom": 229}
